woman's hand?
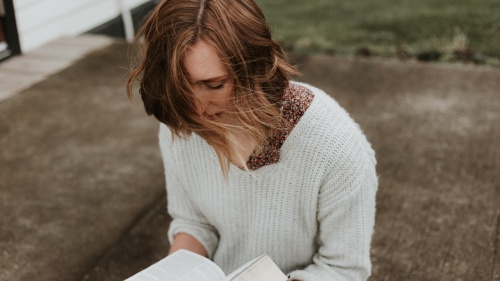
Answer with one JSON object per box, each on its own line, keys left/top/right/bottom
{"left": 168, "top": 232, "right": 208, "bottom": 257}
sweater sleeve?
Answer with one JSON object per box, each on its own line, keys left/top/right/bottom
{"left": 158, "top": 125, "right": 219, "bottom": 258}
{"left": 288, "top": 137, "right": 378, "bottom": 281}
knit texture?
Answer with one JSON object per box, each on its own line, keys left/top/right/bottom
{"left": 159, "top": 82, "right": 378, "bottom": 281}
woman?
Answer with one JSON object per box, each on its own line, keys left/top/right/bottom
{"left": 127, "top": 0, "right": 378, "bottom": 280}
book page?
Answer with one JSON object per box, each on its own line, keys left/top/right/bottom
{"left": 224, "top": 254, "right": 265, "bottom": 280}
{"left": 225, "top": 255, "right": 288, "bottom": 281}
{"left": 125, "top": 250, "right": 226, "bottom": 281}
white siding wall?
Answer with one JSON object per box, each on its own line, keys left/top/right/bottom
{"left": 13, "top": 0, "right": 151, "bottom": 52}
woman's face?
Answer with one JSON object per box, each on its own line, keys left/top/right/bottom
{"left": 183, "top": 40, "right": 233, "bottom": 122}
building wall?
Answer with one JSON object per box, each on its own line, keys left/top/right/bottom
{"left": 13, "top": 0, "right": 151, "bottom": 52}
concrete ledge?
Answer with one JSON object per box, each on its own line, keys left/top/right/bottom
{"left": 0, "top": 41, "right": 164, "bottom": 281}
{"left": 0, "top": 42, "right": 499, "bottom": 281}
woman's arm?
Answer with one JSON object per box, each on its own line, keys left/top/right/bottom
{"left": 289, "top": 166, "right": 377, "bottom": 280}
{"left": 168, "top": 232, "right": 208, "bottom": 257}
{"left": 159, "top": 124, "right": 219, "bottom": 258}
{"left": 288, "top": 136, "right": 378, "bottom": 281}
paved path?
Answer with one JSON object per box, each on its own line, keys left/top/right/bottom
{"left": 0, "top": 37, "right": 499, "bottom": 281}
{"left": 0, "top": 35, "right": 114, "bottom": 102}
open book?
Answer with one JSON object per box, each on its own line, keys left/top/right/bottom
{"left": 125, "top": 249, "right": 288, "bottom": 281}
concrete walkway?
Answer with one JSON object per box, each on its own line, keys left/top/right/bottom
{"left": 0, "top": 37, "right": 499, "bottom": 281}
{"left": 0, "top": 35, "right": 114, "bottom": 102}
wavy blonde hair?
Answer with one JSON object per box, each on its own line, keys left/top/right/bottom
{"left": 127, "top": 0, "right": 299, "bottom": 176}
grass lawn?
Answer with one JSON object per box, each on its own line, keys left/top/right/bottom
{"left": 256, "top": 0, "right": 500, "bottom": 67}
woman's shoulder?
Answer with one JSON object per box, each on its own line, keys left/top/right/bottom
{"left": 290, "top": 81, "right": 335, "bottom": 104}
{"left": 287, "top": 81, "right": 375, "bottom": 165}
{"left": 290, "top": 81, "right": 363, "bottom": 137}
{"left": 290, "top": 81, "right": 352, "bottom": 127}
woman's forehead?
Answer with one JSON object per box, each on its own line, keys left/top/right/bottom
{"left": 183, "top": 40, "right": 228, "bottom": 83}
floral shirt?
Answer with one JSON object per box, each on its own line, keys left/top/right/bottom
{"left": 247, "top": 83, "right": 314, "bottom": 170}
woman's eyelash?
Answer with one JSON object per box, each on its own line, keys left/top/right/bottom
{"left": 206, "top": 83, "right": 224, "bottom": 90}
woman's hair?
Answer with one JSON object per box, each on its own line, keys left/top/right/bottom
{"left": 127, "top": 0, "right": 299, "bottom": 176}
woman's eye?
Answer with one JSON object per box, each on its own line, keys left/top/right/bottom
{"left": 206, "top": 83, "right": 224, "bottom": 90}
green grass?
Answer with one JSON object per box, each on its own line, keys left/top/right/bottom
{"left": 255, "top": 0, "right": 500, "bottom": 66}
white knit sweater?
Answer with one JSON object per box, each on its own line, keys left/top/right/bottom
{"left": 159, "top": 82, "right": 378, "bottom": 281}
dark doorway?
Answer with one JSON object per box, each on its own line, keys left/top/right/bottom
{"left": 0, "top": 0, "right": 21, "bottom": 61}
